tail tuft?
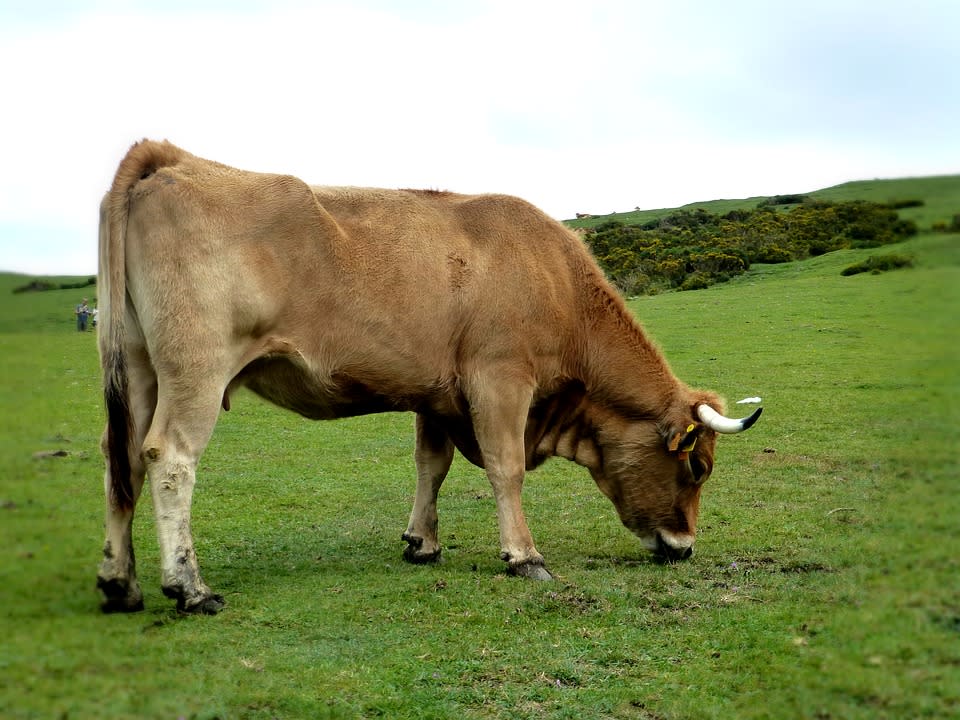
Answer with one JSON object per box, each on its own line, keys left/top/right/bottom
{"left": 104, "top": 350, "right": 134, "bottom": 510}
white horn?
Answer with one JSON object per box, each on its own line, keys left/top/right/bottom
{"left": 697, "top": 404, "right": 762, "bottom": 434}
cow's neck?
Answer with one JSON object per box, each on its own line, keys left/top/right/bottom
{"left": 524, "top": 381, "right": 600, "bottom": 472}
{"left": 578, "top": 276, "right": 684, "bottom": 421}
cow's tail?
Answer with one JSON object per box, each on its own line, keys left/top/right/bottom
{"left": 99, "top": 139, "right": 184, "bottom": 511}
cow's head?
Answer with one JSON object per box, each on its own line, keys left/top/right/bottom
{"left": 588, "top": 396, "right": 761, "bottom": 562}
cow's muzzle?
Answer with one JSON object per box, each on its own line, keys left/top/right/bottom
{"left": 654, "top": 532, "right": 694, "bottom": 563}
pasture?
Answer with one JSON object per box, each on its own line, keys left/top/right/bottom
{"left": 1, "top": 230, "right": 958, "bottom": 719}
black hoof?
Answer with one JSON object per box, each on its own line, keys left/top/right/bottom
{"left": 163, "top": 585, "right": 226, "bottom": 614}
{"left": 403, "top": 545, "right": 442, "bottom": 564}
{"left": 179, "top": 594, "right": 226, "bottom": 615}
{"left": 507, "top": 561, "right": 554, "bottom": 581}
{"left": 97, "top": 577, "right": 144, "bottom": 613}
{"left": 402, "top": 533, "right": 441, "bottom": 564}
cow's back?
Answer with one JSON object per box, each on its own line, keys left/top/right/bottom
{"left": 119, "top": 142, "right": 600, "bottom": 421}
{"left": 306, "top": 186, "right": 588, "bottom": 366}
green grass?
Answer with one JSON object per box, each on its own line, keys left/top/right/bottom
{"left": 1, "top": 230, "right": 958, "bottom": 719}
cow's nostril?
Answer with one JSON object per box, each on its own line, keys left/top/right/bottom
{"left": 654, "top": 533, "right": 694, "bottom": 563}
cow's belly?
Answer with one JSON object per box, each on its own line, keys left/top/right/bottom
{"left": 237, "top": 353, "right": 446, "bottom": 420}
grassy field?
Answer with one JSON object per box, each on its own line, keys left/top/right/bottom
{"left": 1, "top": 228, "right": 958, "bottom": 718}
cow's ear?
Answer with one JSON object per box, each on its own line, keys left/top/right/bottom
{"left": 666, "top": 422, "right": 703, "bottom": 459}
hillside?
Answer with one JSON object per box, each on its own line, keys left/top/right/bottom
{"left": 565, "top": 174, "right": 960, "bottom": 232}
{"left": 560, "top": 174, "right": 959, "bottom": 295}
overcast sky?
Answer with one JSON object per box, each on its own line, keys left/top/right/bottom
{"left": 1, "top": 0, "right": 957, "bottom": 275}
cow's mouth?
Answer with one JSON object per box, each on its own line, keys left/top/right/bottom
{"left": 653, "top": 531, "right": 694, "bottom": 563}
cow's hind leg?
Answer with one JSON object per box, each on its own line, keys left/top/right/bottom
{"left": 144, "top": 379, "right": 225, "bottom": 614}
{"left": 97, "top": 348, "right": 155, "bottom": 612}
{"left": 97, "top": 431, "right": 147, "bottom": 612}
{"left": 403, "top": 414, "right": 454, "bottom": 564}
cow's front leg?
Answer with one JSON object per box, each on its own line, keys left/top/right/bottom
{"left": 467, "top": 367, "right": 553, "bottom": 580}
{"left": 488, "top": 457, "right": 553, "bottom": 580}
{"left": 403, "top": 414, "right": 454, "bottom": 564}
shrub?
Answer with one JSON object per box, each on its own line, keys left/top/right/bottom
{"left": 759, "top": 194, "right": 809, "bottom": 207}
{"left": 679, "top": 272, "right": 712, "bottom": 291}
{"left": 582, "top": 199, "right": 917, "bottom": 296}
{"left": 931, "top": 216, "right": 960, "bottom": 233}
{"left": 613, "top": 272, "right": 655, "bottom": 297}
{"left": 722, "top": 209, "right": 752, "bottom": 222}
{"left": 841, "top": 254, "right": 913, "bottom": 276}
{"left": 60, "top": 277, "right": 97, "bottom": 290}
{"left": 885, "top": 198, "right": 924, "bottom": 209}
{"left": 594, "top": 220, "right": 624, "bottom": 233}
{"left": 13, "top": 280, "right": 57, "bottom": 293}
{"left": 12, "top": 277, "right": 96, "bottom": 294}
{"left": 690, "top": 251, "right": 745, "bottom": 274}
{"left": 808, "top": 240, "right": 835, "bottom": 257}
{"left": 751, "top": 244, "right": 793, "bottom": 264}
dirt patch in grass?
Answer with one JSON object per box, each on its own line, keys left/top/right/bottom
{"left": 536, "top": 584, "right": 608, "bottom": 615}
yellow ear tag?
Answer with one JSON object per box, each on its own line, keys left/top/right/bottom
{"left": 679, "top": 424, "right": 698, "bottom": 453}
{"left": 670, "top": 424, "right": 699, "bottom": 454}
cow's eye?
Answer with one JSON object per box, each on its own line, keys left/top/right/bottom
{"left": 689, "top": 454, "right": 708, "bottom": 483}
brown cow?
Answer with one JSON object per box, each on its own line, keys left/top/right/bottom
{"left": 96, "top": 140, "right": 760, "bottom": 614}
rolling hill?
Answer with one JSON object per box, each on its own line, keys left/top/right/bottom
{"left": 564, "top": 174, "right": 960, "bottom": 232}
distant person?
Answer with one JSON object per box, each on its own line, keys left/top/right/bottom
{"left": 91, "top": 306, "right": 99, "bottom": 329}
{"left": 75, "top": 298, "right": 89, "bottom": 332}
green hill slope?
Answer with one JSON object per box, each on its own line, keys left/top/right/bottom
{"left": 566, "top": 174, "right": 960, "bottom": 232}
{"left": 808, "top": 175, "right": 960, "bottom": 230}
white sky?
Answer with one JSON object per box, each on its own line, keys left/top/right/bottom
{"left": 1, "top": 0, "right": 957, "bottom": 275}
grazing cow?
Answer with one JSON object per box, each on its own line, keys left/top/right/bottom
{"left": 96, "top": 140, "right": 761, "bottom": 614}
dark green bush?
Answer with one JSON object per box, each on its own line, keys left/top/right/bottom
{"left": 930, "top": 215, "right": 960, "bottom": 233}
{"left": 59, "top": 277, "right": 97, "bottom": 290}
{"left": 885, "top": 199, "right": 924, "bottom": 209}
{"left": 841, "top": 254, "right": 913, "bottom": 276}
{"left": 583, "top": 200, "right": 917, "bottom": 295}
{"left": 679, "top": 272, "right": 712, "bottom": 291}
{"left": 13, "top": 277, "right": 96, "bottom": 294}
{"left": 759, "top": 194, "right": 809, "bottom": 206}
{"left": 752, "top": 244, "right": 793, "bottom": 264}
